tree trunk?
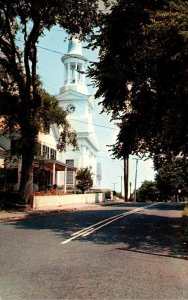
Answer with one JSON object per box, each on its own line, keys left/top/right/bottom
{"left": 19, "top": 149, "right": 34, "bottom": 206}
{"left": 18, "top": 116, "right": 38, "bottom": 206}
{"left": 18, "top": 81, "right": 40, "bottom": 205}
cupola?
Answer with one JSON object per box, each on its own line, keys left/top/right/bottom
{"left": 60, "top": 37, "right": 88, "bottom": 95}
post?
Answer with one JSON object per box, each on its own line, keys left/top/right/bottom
{"left": 130, "top": 182, "right": 132, "bottom": 195}
{"left": 132, "top": 158, "right": 140, "bottom": 202}
{"left": 112, "top": 182, "right": 117, "bottom": 191}
{"left": 64, "top": 167, "right": 67, "bottom": 194}
{"left": 124, "top": 155, "right": 129, "bottom": 201}
{"left": 118, "top": 176, "right": 123, "bottom": 195}
{"left": 135, "top": 159, "right": 138, "bottom": 201}
{"left": 52, "top": 163, "right": 56, "bottom": 185}
{"left": 120, "top": 176, "right": 122, "bottom": 195}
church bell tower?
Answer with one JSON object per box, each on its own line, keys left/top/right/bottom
{"left": 60, "top": 37, "right": 88, "bottom": 95}
{"left": 56, "top": 37, "right": 100, "bottom": 187}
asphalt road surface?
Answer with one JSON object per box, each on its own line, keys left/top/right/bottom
{"left": 0, "top": 202, "right": 188, "bottom": 299}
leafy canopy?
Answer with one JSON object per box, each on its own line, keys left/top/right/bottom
{"left": 137, "top": 156, "right": 188, "bottom": 201}
{"left": 89, "top": 0, "right": 188, "bottom": 165}
{"left": 155, "top": 157, "right": 188, "bottom": 198}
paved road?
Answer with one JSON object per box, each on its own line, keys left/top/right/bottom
{"left": 0, "top": 202, "right": 188, "bottom": 299}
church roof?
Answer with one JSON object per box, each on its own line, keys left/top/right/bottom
{"left": 68, "top": 37, "right": 83, "bottom": 55}
{"left": 56, "top": 89, "right": 90, "bottom": 101}
{"left": 62, "top": 37, "right": 88, "bottom": 62}
{"left": 77, "top": 132, "right": 100, "bottom": 152}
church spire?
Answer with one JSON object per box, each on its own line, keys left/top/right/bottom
{"left": 60, "top": 37, "right": 88, "bottom": 95}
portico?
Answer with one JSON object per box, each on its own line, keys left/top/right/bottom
{"left": 34, "top": 159, "right": 77, "bottom": 193}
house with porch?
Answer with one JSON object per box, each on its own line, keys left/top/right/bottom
{"left": 0, "top": 37, "right": 101, "bottom": 193}
{"left": 0, "top": 125, "right": 77, "bottom": 193}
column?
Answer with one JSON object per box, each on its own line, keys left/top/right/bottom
{"left": 52, "top": 163, "right": 56, "bottom": 185}
{"left": 66, "top": 63, "right": 69, "bottom": 84}
{"left": 64, "top": 167, "right": 67, "bottom": 193}
{"left": 68, "top": 63, "right": 71, "bottom": 83}
{"left": 82, "top": 62, "right": 86, "bottom": 84}
{"left": 73, "top": 170, "right": 76, "bottom": 190}
{"left": 86, "top": 147, "right": 90, "bottom": 166}
{"left": 81, "top": 145, "right": 86, "bottom": 167}
{"left": 80, "top": 64, "right": 84, "bottom": 84}
{"left": 75, "top": 62, "right": 78, "bottom": 83}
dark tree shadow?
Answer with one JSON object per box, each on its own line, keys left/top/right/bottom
{"left": 5, "top": 202, "right": 187, "bottom": 259}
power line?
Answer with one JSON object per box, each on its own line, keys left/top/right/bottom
{"left": 71, "top": 118, "right": 118, "bottom": 130}
{"left": 16, "top": 38, "right": 64, "bottom": 55}
{"left": 15, "top": 38, "right": 96, "bottom": 63}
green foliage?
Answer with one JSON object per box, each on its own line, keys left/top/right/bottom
{"left": 137, "top": 157, "right": 188, "bottom": 201}
{"left": 105, "top": 190, "right": 112, "bottom": 199}
{"left": 39, "top": 90, "right": 78, "bottom": 151}
{"left": 115, "top": 192, "right": 124, "bottom": 199}
{"left": 137, "top": 181, "right": 159, "bottom": 202}
{"left": 182, "top": 204, "right": 188, "bottom": 246}
{"left": 155, "top": 157, "right": 188, "bottom": 199}
{"left": 149, "top": 0, "right": 188, "bottom": 39}
{"left": 89, "top": 0, "right": 188, "bottom": 165}
{"left": 76, "top": 167, "right": 93, "bottom": 194}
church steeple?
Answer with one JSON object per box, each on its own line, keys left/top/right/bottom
{"left": 60, "top": 37, "right": 88, "bottom": 95}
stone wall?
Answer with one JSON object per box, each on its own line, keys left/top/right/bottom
{"left": 33, "top": 193, "right": 105, "bottom": 210}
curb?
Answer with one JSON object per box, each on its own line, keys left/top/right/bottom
{"left": 0, "top": 201, "right": 124, "bottom": 223}
{"left": 0, "top": 208, "right": 77, "bottom": 223}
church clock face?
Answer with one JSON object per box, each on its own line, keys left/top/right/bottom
{"left": 66, "top": 104, "right": 76, "bottom": 114}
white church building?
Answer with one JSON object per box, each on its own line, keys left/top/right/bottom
{"left": 56, "top": 37, "right": 101, "bottom": 188}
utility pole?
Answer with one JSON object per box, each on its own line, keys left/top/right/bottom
{"left": 132, "top": 158, "right": 141, "bottom": 202}
{"left": 129, "top": 182, "right": 132, "bottom": 195}
{"left": 124, "top": 155, "right": 129, "bottom": 201}
{"left": 112, "top": 182, "right": 117, "bottom": 191}
{"left": 118, "top": 176, "right": 123, "bottom": 195}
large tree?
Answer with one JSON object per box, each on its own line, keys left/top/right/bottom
{"left": 155, "top": 157, "right": 188, "bottom": 200}
{"left": 0, "top": 0, "right": 105, "bottom": 203}
{"left": 89, "top": 0, "right": 188, "bottom": 165}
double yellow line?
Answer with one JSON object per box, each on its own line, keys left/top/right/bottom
{"left": 61, "top": 202, "right": 158, "bottom": 245}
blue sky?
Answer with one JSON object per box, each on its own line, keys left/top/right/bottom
{"left": 37, "top": 26, "right": 155, "bottom": 194}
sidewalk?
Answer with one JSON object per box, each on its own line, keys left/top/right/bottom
{"left": 0, "top": 200, "right": 118, "bottom": 223}
{"left": 0, "top": 209, "right": 65, "bottom": 222}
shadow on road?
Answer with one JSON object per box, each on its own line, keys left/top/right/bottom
{"left": 110, "top": 202, "right": 186, "bottom": 211}
{"left": 5, "top": 203, "right": 187, "bottom": 259}
{"left": 116, "top": 247, "right": 187, "bottom": 260}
